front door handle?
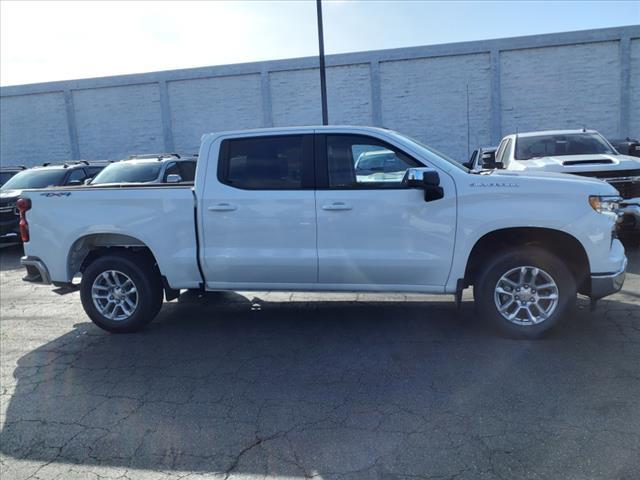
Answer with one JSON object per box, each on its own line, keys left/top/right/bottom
{"left": 322, "top": 202, "right": 352, "bottom": 211}
{"left": 208, "top": 203, "right": 237, "bottom": 212}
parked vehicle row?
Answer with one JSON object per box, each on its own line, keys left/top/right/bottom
{"left": 89, "top": 154, "right": 197, "bottom": 186}
{"left": 17, "top": 126, "right": 627, "bottom": 338}
{"left": 465, "top": 129, "right": 640, "bottom": 245}
{"left": 1, "top": 160, "right": 110, "bottom": 243}
{"left": 609, "top": 137, "right": 640, "bottom": 158}
{"left": 0, "top": 154, "right": 197, "bottom": 244}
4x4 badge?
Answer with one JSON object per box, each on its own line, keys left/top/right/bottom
{"left": 40, "top": 192, "right": 71, "bottom": 197}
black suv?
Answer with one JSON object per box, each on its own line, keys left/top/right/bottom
{"left": 0, "top": 160, "right": 110, "bottom": 243}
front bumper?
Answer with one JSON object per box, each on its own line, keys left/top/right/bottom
{"left": 0, "top": 218, "right": 20, "bottom": 243}
{"left": 590, "top": 257, "right": 627, "bottom": 299}
{"left": 20, "top": 256, "right": 51, "bottom": 284}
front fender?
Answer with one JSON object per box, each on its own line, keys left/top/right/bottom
{"left": 445, "top": 186, "right": 617, "bottom": 292}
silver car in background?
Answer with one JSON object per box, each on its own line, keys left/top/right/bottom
{"left": 90, "top": 154, "right": 197, "bottom": 185}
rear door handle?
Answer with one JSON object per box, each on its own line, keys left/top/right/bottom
{"left": 322, "top": 202, "right": 352, "bottom": 211}
{"left": 208, "top": 203, "right": 237, "bottom": 212}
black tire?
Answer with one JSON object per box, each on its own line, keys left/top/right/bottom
{"left": 80, "top": 252, "right": 163, "bottom": 333}
{"left": 474, "top": 246, "right": 576, "bottom": 339}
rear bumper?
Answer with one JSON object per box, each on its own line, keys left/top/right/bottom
{"left": 20, "top": 256, "right": 51, "bottom": 284}
{"left": 590, "top": 257, "right": 627, "bottom": 299}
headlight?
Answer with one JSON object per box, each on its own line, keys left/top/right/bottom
{"left": 589, "top": 195, "right": 621, "bottom": 214}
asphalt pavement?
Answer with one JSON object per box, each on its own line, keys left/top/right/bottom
{"left": 1, "top": 244, "right": 639, "bottom": 480}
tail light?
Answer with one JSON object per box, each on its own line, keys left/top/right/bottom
{"left": 16, "top": 198, "right": 31, "bottom": 242}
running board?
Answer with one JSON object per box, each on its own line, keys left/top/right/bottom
{"left": 52, "top": 283, "right": 80, "bottom": 295}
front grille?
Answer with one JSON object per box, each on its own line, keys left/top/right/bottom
{"left": 571, "top": 169, "right": 640, "bottom": 179}
{"left": 610, "top": 181, "right": 640, "bottom": 199}
{"left": 569, "top": 169, "right": 640, "bottom": 199}
{"left": 0, "top": 204, "right": 17, "bottom": 223}
{"left": 0, "top": 211, "right": 17, "bottom": 222}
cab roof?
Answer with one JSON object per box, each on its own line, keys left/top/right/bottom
{"left": 513, "top": 129, "right": 600, "bottom": 138}
{"left": 201, "top": 125, "right": 393, "bottom": 141}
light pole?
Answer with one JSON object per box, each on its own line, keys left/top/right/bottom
{"left": 316, "top": 0, "right": 328, "bottom": 125}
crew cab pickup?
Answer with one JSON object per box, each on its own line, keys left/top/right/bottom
{"left": 18, "top": 126, "right": 627, "bottom": 338}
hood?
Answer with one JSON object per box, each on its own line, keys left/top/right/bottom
{"left": 486, "top": 169, "right": 619, "bottom": 196}
{"left": 511, "top": 154, "right": 640, "bottom": 173}
{"left": 489, "top": 169, "right": 604, "bottom": 185}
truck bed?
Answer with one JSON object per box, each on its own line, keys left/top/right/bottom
{"left": 23, "top": 185, "right": 201, "bottom": 289}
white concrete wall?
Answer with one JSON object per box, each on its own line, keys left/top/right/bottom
{"left": 380, "top": 53, "right": 492, "bottom": 160}
{"left": 1, "top": 26, "right": 638, "bottom": 166}
{"left": 73, "top": 84, "right": 164, "bottom": 160}
{"left": 500, "top": 42, "right": 621, "bottom": 138}
{"left": 168, "top": 74, "right": 264, "bottom": 153}
{"left": 0, "top": 92, "right": 71, "bottom": 164}
{"left": 630, "top": 39, "right": 640, "bottom": 137}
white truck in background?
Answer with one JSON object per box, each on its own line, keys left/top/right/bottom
{"left": 492, "top": 129, "right": 640, "bottom": 245}
{"left": 17, "top": 126, "right": 627, "bottom": 338}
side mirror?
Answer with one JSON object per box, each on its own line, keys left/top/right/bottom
{"left": 83, "top": 178, "right": 92, "bottom": 185}
{"left": 402, "top": 168, "right": 444, "bottom": 202}
{"left": 166, "top": 174, "right": 182, "bottom": 183}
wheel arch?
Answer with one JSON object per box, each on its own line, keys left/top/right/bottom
{"left": 463, "top": 227, "right": 591, "bottom": 295}
{"left": 67, "top": 233, "right": 179, "bottom": 300}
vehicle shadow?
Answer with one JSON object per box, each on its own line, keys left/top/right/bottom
{"left": 1, "top": 289, "right": 639, "bottom": 478}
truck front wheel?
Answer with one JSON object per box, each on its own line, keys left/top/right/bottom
{"left": 80, "top": 252, "right": 163, "bottom": 333}
{"left": 475, "top": 247, "right": 577, "bottom": 338}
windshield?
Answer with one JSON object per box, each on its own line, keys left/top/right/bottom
{"left": 0, "top": 172, "right": 17, "bottom": 186}
{"left": 393, "top": 132, "right": 470, "bottom": 173}
{"left": 91, "top": 162, "right": 163, "bottom": 184}
{"left": 1, "top": 169, "right": 66, "bottom": 190}
{"left": 515, "top": 133, "right": 616, "bottom": 160}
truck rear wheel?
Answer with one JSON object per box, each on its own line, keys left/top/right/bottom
{"left": 474, "top": 247, "right": 576, "bottom": 338}
{"left": 80, "top": 252, "right": 163, "bottom": 333}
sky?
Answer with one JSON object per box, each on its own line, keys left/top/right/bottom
{"left": 1, "top": 0, "right": 639, "bottom": 87}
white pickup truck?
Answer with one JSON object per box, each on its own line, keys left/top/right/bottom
{"left": 18, "top": 126, "right": 627, "bottom": 338}
{"left": 492, "top": 129, "right": 640, "bottom": 244}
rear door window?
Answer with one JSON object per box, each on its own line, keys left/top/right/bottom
{"left": 218, "top": 135, "right": 312, "bottom": 189}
